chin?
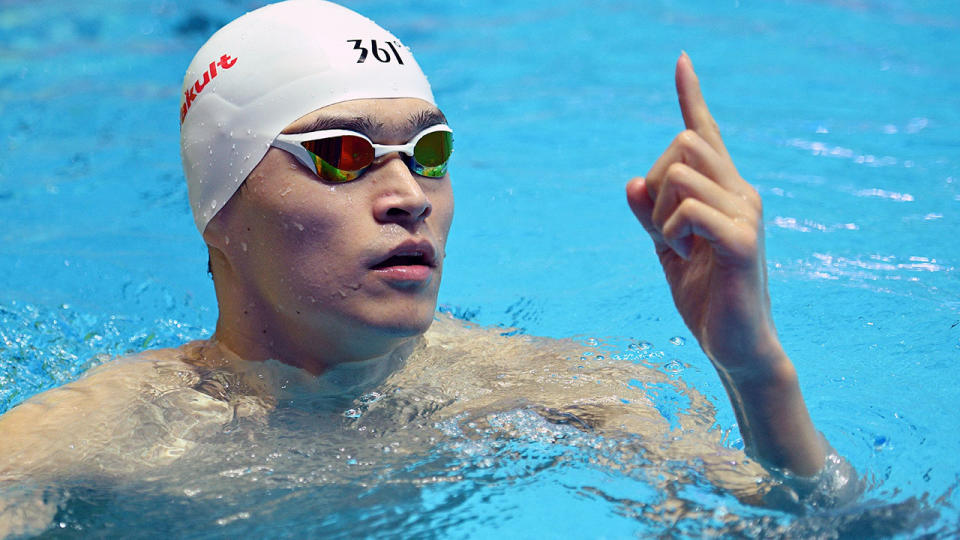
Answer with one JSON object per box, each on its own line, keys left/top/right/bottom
{"left": 378, "top": 313, "right": 435, "bottom": 337}
{"left": 371, "top": 302, "right": 438, "bottom": 337}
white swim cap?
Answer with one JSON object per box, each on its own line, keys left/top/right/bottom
{"left": 179, "top": 0, "right": 436, "bottom": 233}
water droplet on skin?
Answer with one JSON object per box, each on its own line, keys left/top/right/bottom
{"left": 664, "top": 359, "right": 683, "bottom": 373}
{"left": 293, "top": 222, "right": 304, "bottom": 231}
{"left": 241, "top": 242, "right": 248, "bottom": 252}
{"left": 279, "top": 187, "right": 292, "bottom": 197}
{"left": 669, "top": 336, "right": 686, "bottom": 346}
{"left": 210, "top": 199, "right": 217, "bottom": 209}
{"left": 224, "top": 236, "right": 230, "bottom": 246}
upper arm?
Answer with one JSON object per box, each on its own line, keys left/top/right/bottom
{"left": 0, "top": 362, "right": 145, "bottom": 478}
{"left": 0, "top": 352, "right": 226, "bottom": 481}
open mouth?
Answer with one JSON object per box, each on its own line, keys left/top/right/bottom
{"left": 370, "top": 251, "right": 432, "bottom": 270}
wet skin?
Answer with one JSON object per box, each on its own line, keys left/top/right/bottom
{"left": 204, "top": 98, "right": 454, "bottom": 373}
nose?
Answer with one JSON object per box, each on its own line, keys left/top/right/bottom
{"left": 372, "top": 157, "right": 432, "bottom": 225}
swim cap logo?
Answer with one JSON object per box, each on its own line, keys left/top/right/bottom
{"left": 347, "top": 39, "right": 405, "bottom": 65}
{"left": 179, "top": 54, "right": 238, "bottom": 125}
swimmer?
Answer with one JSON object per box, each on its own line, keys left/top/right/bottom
{"left": 0, "top": 0, "right": 859, "bottom": 534}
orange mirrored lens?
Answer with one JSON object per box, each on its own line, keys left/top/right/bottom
{"left": 302, "top": 135, "right": 374, "bottom": 171}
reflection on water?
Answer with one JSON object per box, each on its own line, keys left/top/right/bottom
{"left": 773, "top": 253, "right": 955, "bottom": 305}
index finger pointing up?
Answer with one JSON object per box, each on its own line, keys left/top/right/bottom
{"left": 676, "top": 52, "right": 728, "bottom": 157}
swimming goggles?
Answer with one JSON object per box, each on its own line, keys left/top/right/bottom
{"left": 272, "top": 124, "right": 453, "bottom": 183}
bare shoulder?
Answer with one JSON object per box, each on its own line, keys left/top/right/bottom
{"left": 421, "top": 313, "right": 770, "bottom": 500}
{"left": 421, "top": 313, "right": 695, "bottom": 429}
{"left": 0, "top": 341, "right": 236, "bottom": 480}
{"left": 0, "top": 345, "right": 193, "bottom": 434}
{"left": 424, "top": 311, "right": 629, "bottom": 368}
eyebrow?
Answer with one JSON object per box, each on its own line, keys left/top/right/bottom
{"left": 285, "top": 108, "right": 448, "bottom": 136}
{"left": 407, "top": 108, "right": 448, "bottom": 133}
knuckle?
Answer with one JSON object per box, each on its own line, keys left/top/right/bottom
{"left": 739, "top": 229, "right": 759, "bottom": 255}
{"left": 676, "top": 129, "right": 699, "bottom": 149}
{"left": 675, "top": 197, "right": 699, "bottom": 219}
{"left": 743, "top": 184, "right": 762, "bottom": 210}
{"left": 664, "top": 161, "right": 688, "bottom": 181}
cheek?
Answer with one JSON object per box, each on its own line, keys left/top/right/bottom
{"left": 243, "top": 169, "right": 352, "bottom": 239}
{"left": 233, "top": 179, "right": 363, "bottom": 287}
{"left": 242, "top": 218, "right": 358, "bottom": 310}
{"left": 431, "top": 183, "right": 455, "bottom": 248}
{"left": 249, "top": 208, "right": 353, "bottom": 279}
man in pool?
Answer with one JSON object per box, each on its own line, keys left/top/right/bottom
{"left": 0, "top": 0, "right": 857, "bottom": 530}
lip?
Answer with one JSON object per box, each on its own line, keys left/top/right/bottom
{"left": 368, "top": 239, "right": 437, "bottom": 284}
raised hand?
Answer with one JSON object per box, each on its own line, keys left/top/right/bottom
{"left": 626, "top": 53, "right": 826, "bottom": 476}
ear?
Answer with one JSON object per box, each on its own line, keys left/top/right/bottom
{"left": 201, "top": 201, "right": 236, "bottom": 281}
{"left": 202, "top": 210, "right": 229, "bottom": 252}
{"left": 202, "top": 181, "right": 247, "bottom": 253}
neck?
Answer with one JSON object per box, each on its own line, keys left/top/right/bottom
{"left": 209, "top": 256, "right": 418, "bottom": 376}
{"left": 187, "top": 337, "right": 415, "bottom": 407}
{"left": 211, "top": 302, "right": 419, "bottom": 375}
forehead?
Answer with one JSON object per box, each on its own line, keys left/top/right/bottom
{"left": 281, "top": 98, "right": 446, "bottom": 139}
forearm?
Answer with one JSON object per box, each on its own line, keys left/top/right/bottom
{"left": 711, "top": 348, "right": 826, "bottom": 476}
{"left": 628, "top": 53, "right": 861, "bottom": 507}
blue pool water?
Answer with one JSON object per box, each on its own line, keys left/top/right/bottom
{"left": 2, "top": 0, "right": 959, "bottom": 536}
